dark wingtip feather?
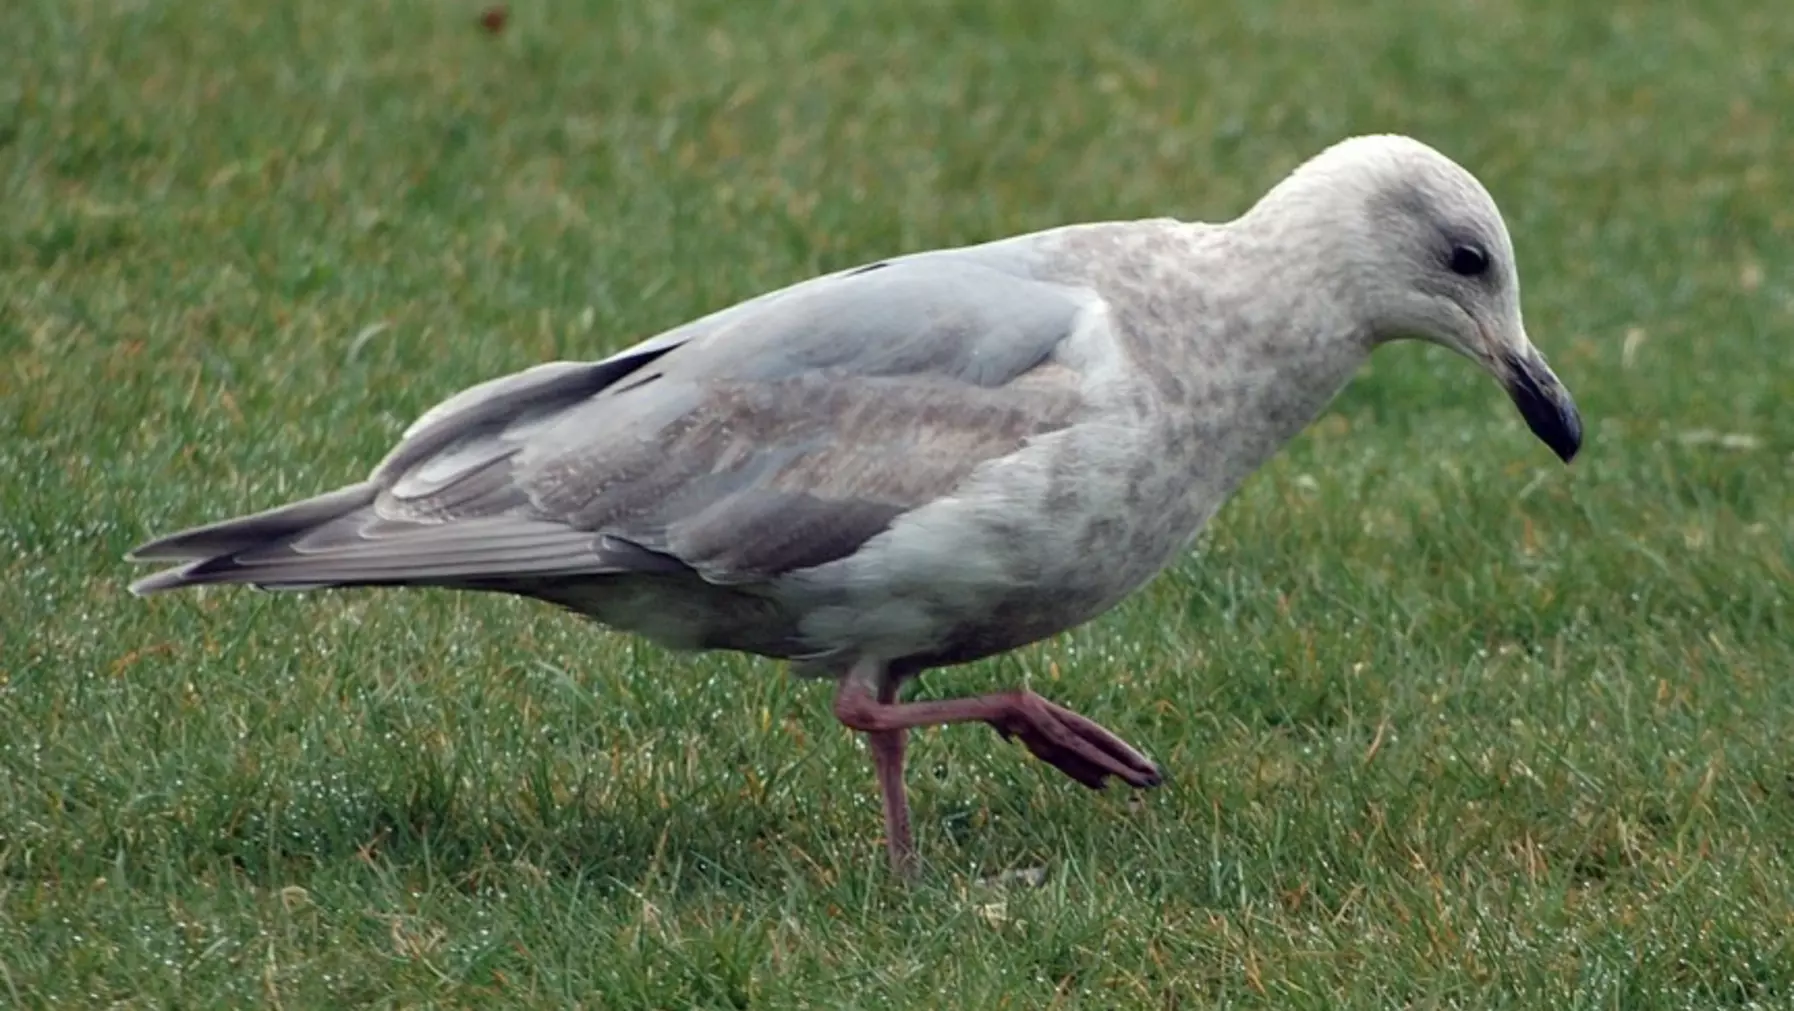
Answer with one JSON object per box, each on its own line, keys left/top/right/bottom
{"left": 127, "top": 481, "right": 381, "bottom": 596}
{"left": 127, "top": 482, "right": 380, "bottom": 563}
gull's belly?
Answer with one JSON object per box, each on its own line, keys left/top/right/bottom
{"left": 786, "top": 422, "right": 1208, "bottom": 671}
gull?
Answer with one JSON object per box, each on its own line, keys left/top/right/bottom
{"left": 129, "top": 135, "right": 1582, "bottom": 875}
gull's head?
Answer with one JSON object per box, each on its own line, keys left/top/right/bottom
{"left": 1251, "top": 134, "right": 1582, "bottom": 463}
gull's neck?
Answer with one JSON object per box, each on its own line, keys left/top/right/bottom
{"left": 1037, "top": 210, "right": 1376, "bottom": 488}
{"left": 1165, "top": 209, "right": 1376, "bottom": 498}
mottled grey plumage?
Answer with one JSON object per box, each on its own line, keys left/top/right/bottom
{"left": 130, "top": 135, "right": 1582, "bottom": 872}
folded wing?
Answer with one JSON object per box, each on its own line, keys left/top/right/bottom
{"left": 129, "top": 248, "right": 1103, "bottom": 595}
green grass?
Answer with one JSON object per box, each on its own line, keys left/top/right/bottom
{"left": 3, "top": 0, "right": 1792, "bottom": 1006}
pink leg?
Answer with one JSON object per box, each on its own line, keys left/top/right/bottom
{"left": 864, "top": 679, "right": 915, "bottom": 875}
{"left": 833, "top": 659, "right": 1162, "bottom": 871}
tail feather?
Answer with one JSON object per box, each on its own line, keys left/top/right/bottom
{"left": 128, "top": 559, "right": 248, "bottom": 596}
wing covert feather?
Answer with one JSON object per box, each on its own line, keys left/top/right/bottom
{"left": 182, "top": 248, "right": 1104, "bottom": 589}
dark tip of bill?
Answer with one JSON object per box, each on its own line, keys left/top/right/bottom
{"left": 1506, "top": 356, "right": 1583, "bottom": 464}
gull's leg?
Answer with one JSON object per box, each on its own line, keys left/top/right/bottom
{"left": 867, "top": 680, "right": 914, "bottom": 876}
{"left": 834, "top": 663, "right": 1162, "bottom": 806}
{"left": 835, "top": 657, "right": 917, "bottom": 875}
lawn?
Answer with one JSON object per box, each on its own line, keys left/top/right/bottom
{"left": 3, "top": 0, "right": 1792, "bottom": 1006}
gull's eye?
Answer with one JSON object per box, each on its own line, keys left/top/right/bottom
{"left": 1447, "top": 243, "right": 1490, "bottom": 277}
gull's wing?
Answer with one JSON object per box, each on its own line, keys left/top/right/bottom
{"left": 129, "top": 246, "right": 1106, "bottom": 593}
